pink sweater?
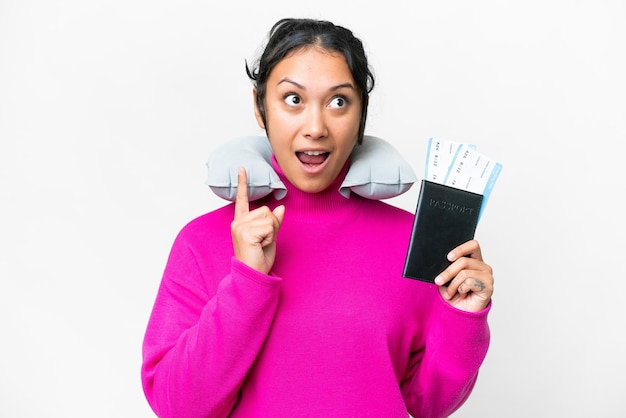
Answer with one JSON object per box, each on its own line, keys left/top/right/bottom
{"left": 141, "top": 160, "right": 491, "bottom": 418}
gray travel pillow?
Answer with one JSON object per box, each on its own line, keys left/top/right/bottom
{"left": 206, "top": 135, "right": 417, "bottom": 201}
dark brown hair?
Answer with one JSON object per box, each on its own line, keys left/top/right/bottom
{"left": 246, "top": 18, "right": 375, "bottom": 144}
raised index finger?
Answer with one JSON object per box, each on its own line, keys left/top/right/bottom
{"left": 234, "top": 167, "right": 249, "bottom": 219}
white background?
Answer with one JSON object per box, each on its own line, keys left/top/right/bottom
{"left": 1, "top": 1, "right": 625, "bottom": 417}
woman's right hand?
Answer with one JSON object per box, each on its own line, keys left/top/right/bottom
{"left": 231, "top": 167, "right": 285, "bottom": 274}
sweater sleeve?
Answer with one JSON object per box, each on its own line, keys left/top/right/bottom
{"left": 141, "top": 228, "right": 281, "bottom": 418}
{"left": 401, "top": 295, "right": 491, "bottom": 418}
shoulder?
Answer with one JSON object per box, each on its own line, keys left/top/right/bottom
{"left": 349, "top": 198, "right": 415, "bottom": 241}
{"left": 174, "top": 203, "right": 235, "bottom": 245}
{"left": 359, "top": 198, "right": 414, "bottom": 222}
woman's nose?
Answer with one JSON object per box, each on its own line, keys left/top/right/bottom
{"left": 302, "top": 107, "right": 328, "bottom": 140}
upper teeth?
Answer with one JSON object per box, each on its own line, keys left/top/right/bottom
{"left": 303, "top": 151, "right": 325, "bottom": 156}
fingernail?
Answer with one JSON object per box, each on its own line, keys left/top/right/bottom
{"left": 435, "top": 275, "right": 443, "bottom": 285}
{"left": 447, "top": 251, "right": 455, "bottom": 261}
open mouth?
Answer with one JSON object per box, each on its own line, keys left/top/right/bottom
{"left": 296, "top": 150, "right": 330, "bottom": 166}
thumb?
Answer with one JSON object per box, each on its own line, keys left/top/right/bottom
{"left": 273, "top": 205, "right": 286, "bottom": 226}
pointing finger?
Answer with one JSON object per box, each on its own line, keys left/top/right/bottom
{"left": 234, "top": 167, "right": 249, "bottom": 219}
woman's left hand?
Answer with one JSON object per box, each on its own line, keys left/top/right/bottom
{"left": 434, "top": 240, "right": 493, "bottom": 312}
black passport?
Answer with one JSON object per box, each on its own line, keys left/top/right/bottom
{"left": 403, "top": 180, "right": 483, "bottom": 284}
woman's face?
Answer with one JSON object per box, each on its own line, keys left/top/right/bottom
{"left": 254, "top": 47, "right": 362, "bottom": 193}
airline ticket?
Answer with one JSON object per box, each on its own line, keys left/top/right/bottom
{"left": 424, "top": 138, "right": 502, "bottom": 219}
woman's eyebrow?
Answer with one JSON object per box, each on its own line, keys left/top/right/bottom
{"left": 277, "top": 78, "right": 356, "bottom": 92}
{"left": 330, "top": 82, "right": 356, "bottom": 92}
{"left": 277, "top": 78, "right": 304, "bottom": 89}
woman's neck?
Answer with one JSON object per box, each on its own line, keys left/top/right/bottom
{"left": 261, "top": 155, "right": 363, "bottom": 223}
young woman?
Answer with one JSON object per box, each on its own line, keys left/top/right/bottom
{"left": 141, "top": 18, "right": 493, "bottom": 418}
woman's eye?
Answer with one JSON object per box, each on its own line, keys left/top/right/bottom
{"left": 284, "top": 94, "right": 301, "bottom": 106}
{"left": 329, "top": 96, "right": 347, "bottom": 109}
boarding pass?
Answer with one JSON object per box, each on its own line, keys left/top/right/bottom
{"left": 424, "top": 138, "right": 502, "bottom": 218}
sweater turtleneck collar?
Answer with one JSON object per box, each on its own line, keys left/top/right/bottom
{"left": 268, "top": 155, "right": 364, "bottom": 223}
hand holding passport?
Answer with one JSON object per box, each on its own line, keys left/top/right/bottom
{"left": 403, "top": 139, "right": 502, "bottom": 284}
